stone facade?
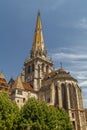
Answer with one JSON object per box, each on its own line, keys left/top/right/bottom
{"left": 10, "top": 76, "right": 37, "bottom": 108}
{"left": 20, "top": 11, "right": 87, "bottom": 130}
{"left": 24, "top": 11, "right": 53, "bottom": 91}
{"left": 39, "top": 69, "right": 87, "bottom": 130}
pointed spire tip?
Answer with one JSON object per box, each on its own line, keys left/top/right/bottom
{"left": 38, "top": 9, "right": 40, "bottom": 16}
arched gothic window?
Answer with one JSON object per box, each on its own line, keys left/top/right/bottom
{"left": 42, "top": 63, "right": 44, "bottom": 72}
{"left": 55, "top": 85, "right": 59, "bottom": 106}
{"left": 61, "top": 83, "right": 68, "bottom": 110}
{"left": 68, "top": 84, "right": 77, "bottom": 109}
{"left": 46, "top": 90, "right": 51, "bottom": 103}
{"left": 32, "top": 64, "right": 34, "bottom": 72}
{"left": 72, "top": 121, "right": 76, "bottom": 130}
{"left": 68, "top": 84, "right": 73, "bottom": 108}
{"left": 38, "top": 64, "right": 40, "bottom": 78}
{"left": 28, "top": 65, "right": 31, "bottom": 73}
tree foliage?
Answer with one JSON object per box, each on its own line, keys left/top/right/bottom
{"left": 0, "top": 92, "right": 19, "bottom": 130}
{"left": 18, "top": 98, "right": 72, "bottom": 130}
{"left": 0, "top": 92, "right": 72, "bottom": 130}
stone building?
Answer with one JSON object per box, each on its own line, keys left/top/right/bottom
{"left": 10, "top": 11, "right": 87, "bottom": 129}
{"left": 39, "top": 68, "right": 86, "bottom": 130}
{"left": 10, "top": 76, "right": 37, "bottom": 108}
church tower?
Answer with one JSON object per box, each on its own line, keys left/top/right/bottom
{"left": 23, "top": 11, "right": 53, "bottom": 91}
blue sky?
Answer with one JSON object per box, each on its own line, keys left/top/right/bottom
{"left": 0, "top": 0, "right": 87, "bottom": 107}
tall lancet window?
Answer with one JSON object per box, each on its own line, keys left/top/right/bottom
{"left": 42, "top": 63, "right": 44, "bottom": 73}
{"left": 61, "top": 84, "right": 68, "bottom": 110}
{"left": 32, "top": 64, "right": 34, "bottom": 72}
{"left": 28, "top": 65, "right": 31, "bottom": 73}
{"left": 68, "top": 84, "right": 77, "bottom": 109}
{"left": 38, "top": 64, "right": 40, "bottom": 78}
{"left": 68, "top": 84, "right": 73, "bottom": 108}
{"left": 55, "top": 85, "right": 59, "bottom": 106}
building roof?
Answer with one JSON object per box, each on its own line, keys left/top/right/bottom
{"left": 11, "top": 76, "right": 33, "bottom": 92}
{"left": 12, "top": 76, "right": 24, "bottom": 90}
{"left": 0, "top": 73, "right": 5, "bottom": 79}
{"left": 0, "top": 73, "right": 8, "bottom": 91}
{"left": 43, "top": 68, "right": 77, "bottom": 82}
{"left": 23, "top": 82, "right": 33, "bottom": 91}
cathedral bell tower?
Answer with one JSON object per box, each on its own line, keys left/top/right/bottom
{"left": 24, "top": 11, "right": 53, "bottom": 91}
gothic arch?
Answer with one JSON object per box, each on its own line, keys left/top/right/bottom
{"left": 42, "top": 63, "right": 44, "bottom": 72}
{"left": 28, "top": 65, "right": 31, "bottom": 73}
{"left": 68, "top": 83, "right": 77, "bottom": 109}
{"left": 61, "top": 83, "right": 68, "bottom": 110}
{"left": 32, "top": 64, "right": 34, "bottom": 72}
{"left": 55, "top": 85, "right": 59, "bottom": 106}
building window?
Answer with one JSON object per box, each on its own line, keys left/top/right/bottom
{"left": 28, "top": 65, "right": 31, "bottom": 73}
{"left": 42, "top": 63, "right": 44, "bottom": 72}
{"left": 72, "top": 121, "right": 76, "bottom": 130}
{"left": 72, "top": 113, "right": 75, "bottom": 118}
{"left": 23, "top": 98, "right": 25, "bottom": 103}
{"left": 38, "top": 65, "right": 40, "bottom": 78}
{"left": 17, "top": 100, "right": 19, "bottom": 103}
{"left": 25, "top": 67, "right": 28, "bottom": 74}
{"left": 46, "top": 90, "right": 51, "bottom": 103}
{"left": 47, "top": 98, "right": 50, "bottom": 103}
{"left": 11, "top": 90, "right": 15, "bottom": 95}
{"left": 68, "top": 84, "right": 77, "bottom": 109}
{"left": 17, "top": 90, "right": 22, "bottom": 95}
{"left": 61, "top": 84, "right": 68, "bottom": 110}
{"left": 32, "top": 64, "right": 34, "bottom": 72}
{"left": 55, "top": 85, "right": 59, "bottom": 106}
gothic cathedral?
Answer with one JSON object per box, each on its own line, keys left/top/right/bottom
{"left": 0, "top": 11, "right": 82, "bottom": 130}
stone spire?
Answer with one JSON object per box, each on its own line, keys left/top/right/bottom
{"left": 30, "top": 10, "right": 47, "bottom": 59}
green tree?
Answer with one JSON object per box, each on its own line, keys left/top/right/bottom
{"left": 19, "top": 98, "right": 72, "bottom": 130}
{"left": 0, "top": 92, "right": 19, "bottom": 130}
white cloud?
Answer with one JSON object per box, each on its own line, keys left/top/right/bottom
{"left": 79, "top": 81, "right": 87, "bottom": 87}
{"left": 50, "top": 47, "right": 87, "bottom": 75}
{"left": 52, "top": 52, "right": 87, "bottom": 60}
{"left": 83, "top": 99, "right": 87, "bottom": 102}
{"left": 76, "top": 71, "right": 87, "bottom": 78}
{"left": 50, "top": 46, "right": 87, "bottom": 61}
{"left": 78, "top": 18, "right": 87, "bottom": 29}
